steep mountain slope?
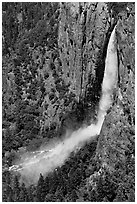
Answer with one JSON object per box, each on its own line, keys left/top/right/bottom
{"left": 2, "top": 2, "right": 135, "bottom": 202}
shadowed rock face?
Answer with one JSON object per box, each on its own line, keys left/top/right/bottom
{"left": 58, "top": 3, "right": 111, "bottom": 123}
{"left": 58, "top": 3, "right": 108, "bottom": 99}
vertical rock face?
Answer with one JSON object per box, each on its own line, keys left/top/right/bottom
{"left": 57, "top": 2, "right": 114, "bottom": 124}
{"left": 96, "top": 2, "right": 135, "bottom": 167}
{"left": 59, "top": 2, "right": 109, "bottom": 97}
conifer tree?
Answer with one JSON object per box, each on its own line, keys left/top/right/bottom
{"left": 36, "top": 173, "right": 46, "bottom": 201}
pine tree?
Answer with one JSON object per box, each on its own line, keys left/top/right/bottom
{"left": 36, "top": 173, "right": 46, "bottom": 201}
{"left": 44, "top": 176, "right": 50, "bottom": 194}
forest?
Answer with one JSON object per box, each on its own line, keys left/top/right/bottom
{"left": 2, "top": 2, "right": 135, "bottom": 202}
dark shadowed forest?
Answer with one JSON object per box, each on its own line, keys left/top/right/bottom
{"left": 2, "top": 2, "right": 135, "bottom": 202}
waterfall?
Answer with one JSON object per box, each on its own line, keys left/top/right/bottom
{"left": 9, "top": 26, "right": 118, "bottom": 185}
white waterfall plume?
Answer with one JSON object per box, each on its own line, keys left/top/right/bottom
{"left": 9, "top": 26, "right": 118, "bottom": 185}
